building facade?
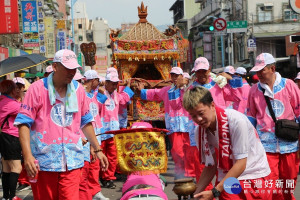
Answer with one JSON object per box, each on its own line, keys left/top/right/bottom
{"left": 92, "top": 18, "right": 112, "bottom": 76}
{"left": 170, "top": 0, "right": 201, "bottom": 72}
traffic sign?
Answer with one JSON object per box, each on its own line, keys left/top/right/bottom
{"left": 227, "top": 21, "right": 247, "bottom": 33}
{"left": 214, "top": 18, "right": 227, "bottom": 31}
{"left": 247, "top": 38, "right": 256, "bottom": 52}
{"left": 247, "top": 38, "right": 256, "bottom": 47}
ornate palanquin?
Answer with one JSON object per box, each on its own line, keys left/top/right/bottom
{"left": 111, "top": 2, "right": 186, "bottom": 121}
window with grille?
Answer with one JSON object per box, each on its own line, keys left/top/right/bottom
{"left": 283, "top": 4, "right": 298, "bottom": 21}
{"left": 257, "top": 4, "right": 273, "bottom": 22}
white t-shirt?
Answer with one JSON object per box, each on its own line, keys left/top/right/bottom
{"left": 195, "top": 109, "right": 270, "bottom": 181}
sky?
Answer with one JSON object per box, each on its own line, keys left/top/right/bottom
{"left": 78, "top": 0, "right": 175, "bottom": 28}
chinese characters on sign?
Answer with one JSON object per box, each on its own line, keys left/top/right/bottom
{"left": 114, "top": 129, "right": 168, "bottom": 174}
{"left": 0, "top": 0, "right": 20, "bottom": 34}
{"left": 243, "top": 179, "right": 295, "bottom": 195}
{"left": 0, "top": 47, "right": 9, "bottom": 61}
{"left": 38, "top": 1, "right": 43, "bottom": 7}
{"left": 95, "top": 55, "right": 107, "bottom": 66}
{"left": 57, "top": 31, "right": 66, "bottom": 50}
{"left": 44, "top": 17, "right": 55, "bottom": 57}
{"left": 116, "top": 39, "right": 175, "bottom": 52}
{"left": 21, "top": 1, "right": 39, "bottom": 48}
{"left": 227, "top": 21, "right": 248, "bottom": 33}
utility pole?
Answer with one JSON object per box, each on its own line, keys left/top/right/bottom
{"left": 242, "top": 0, "right": 247, "bottom": 61}
{"left": 249, "top": 13, "right": 255, "bottom": 66}
{"left": 232, "top": 0, "right": 237, "bottom": 65}
{"left": 71, "top": 0, "right": 78, "bottom": 53}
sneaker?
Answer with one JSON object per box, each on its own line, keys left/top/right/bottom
{"left": 16, "top": 184, "right": 31, "bottom": 192}
{"left": 11, "top": 197, "right": 23, "bottom": 200}
{"left": 92, "top": 191, "right": 109, "bottom": 200}
{"left": 106, "top": 180, "right": 116, "bottom": 189}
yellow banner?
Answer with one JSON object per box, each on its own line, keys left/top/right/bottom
{"left": 44, "top": 17, "right": 55, "bottom": 58}
{"left": 114, "top": 129, "right": 168, "bottom": 174}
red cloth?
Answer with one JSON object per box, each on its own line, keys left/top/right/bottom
{"left": 79, "top": 161, "right": 92, "bottom": 200}
{"left": 184, "top": 145, "right": 200, "bottom": 178}
{"left": 101, "top": 137, "right": 117, "bottom": 180}
{"left": 31, "top": 168, "right": 81, "bottom": 200}
{"left": 217, "top": 177, "right": 272, "bottom": 200}
{"left": 266, "top": 152, "right": 300, "bottom": 200}
{"left": 88, "top": 155, "right": 101, "bottom": 196}
{"left": 18, "top": 164, "right": 30, "bottom": 185}
{"left": 184, "top": 146, "right": 213, "bottom": 190}
{"left": 168, "top": 132, "right": 190, "bottom": 176}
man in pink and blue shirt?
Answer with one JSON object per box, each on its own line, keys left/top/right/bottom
{"left": 83, "top": 69, "right": 108, "bottom": 200}
{"left": 97, "top": 69, "right": 134, "bottom": 189}
{"left": 233, "top": 67, "right": 250, "bottom": 114}
{"left": 137, "top": 67, "right": 193, "bottom": 180}
{"left": 223, "top": 66, "right": 236, "bottom": 109}
{"left": 118, "top": 86, "right": 130, "bottom": 129}
{"left": 191, "top": 57, "right": 243, "bottom": 109}
{"left": 14, "top": 49, "right": 108, "bottom": 200}
{"left": 247, "top": 53, "right": 300, "bottom": 200}
{"left": 167, "top": 71, "right": 205, "bottom": 181}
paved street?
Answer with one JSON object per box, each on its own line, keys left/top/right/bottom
{"left": 1, "top": 156, "right": 299, "bottom": 199}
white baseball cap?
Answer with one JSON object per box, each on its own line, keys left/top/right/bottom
{"left": 295, "top": 72, "right": 300, "bottom": 80}
{"left": 193, "top": 57, "right": 210, "bottom": 71}
{"left": 224, "top": 66, "right": 235, "bottom": 75}
{"left": 250, "top": 53, "right": 276, "bottom": 72}
{"left": 170, "top": 67, "right": 183, "bottom": 75}
{"left": 53, "top": 49, "right": 81, "bottom": 69}
{"left": 235, "top": 67, "right": 247, "bottom": 75}
{"left": 84, "top": 70, "right": 99, "bottom": 80}
{"left": 45, "top": 65, "right": 53, "bottom": 73}
{"left": 106, "top": 67, "right": 118, "bottom": 75}
{"left": 105, "top": 72, "right": 120, "bottom": 82}
{"left": 183, "top": 72, "right": 191, "bottom": 79}
{"left": 12, "top": 77, "right": 25, "bottom": 85}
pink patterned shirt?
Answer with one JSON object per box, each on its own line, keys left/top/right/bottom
{"left": 14, "top": 79, "right": 93, "bottom": 172}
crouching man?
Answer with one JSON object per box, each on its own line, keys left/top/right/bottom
{"left": 183, "top": 86, "right": 271, "bottom": 200}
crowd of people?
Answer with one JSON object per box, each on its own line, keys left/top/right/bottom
{"left": 0, "top": 49, "right": 299, "bottom": 200}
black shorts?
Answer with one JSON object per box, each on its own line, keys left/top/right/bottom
{"left": 0, "top": 132, "right": 22, "bottom": 160}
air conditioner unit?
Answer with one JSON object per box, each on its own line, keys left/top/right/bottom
{"left": 263, "top": 3, "right": 273, "bottom": 11}
{"left": 264, "top": 6, "right": 273, "bottom": 11}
